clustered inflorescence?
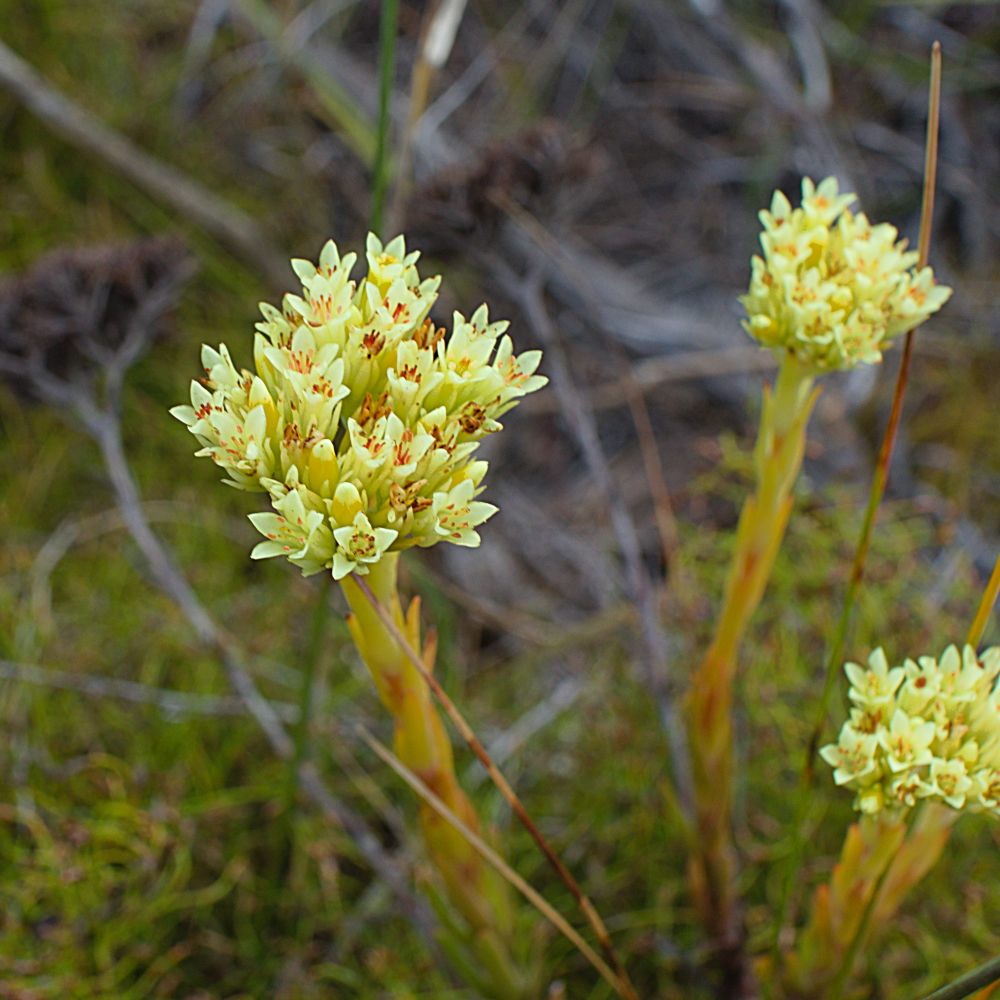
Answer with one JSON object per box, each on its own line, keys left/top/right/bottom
{"left": 821, "top": 645, "right": 1000, "bottom": 816}
{"left": 741, "top": 177, "right": 951, "bottom": 370}
{"left": 172, "top": 235, "right": 545, "bottom": 579}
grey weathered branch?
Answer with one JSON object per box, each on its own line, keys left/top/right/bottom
{"left": 0, "top": 657, "right": 296, "bottom": 722}
{"left": 0, "top": 39, "right": 288, "bottom": 288}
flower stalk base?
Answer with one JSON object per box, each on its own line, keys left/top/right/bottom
{"left": 776, "top": 805, "right": 954, "bottom": 997}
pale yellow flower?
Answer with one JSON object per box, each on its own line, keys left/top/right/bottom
{"left": 172, "top": 234, "right": 546, "bottom": 576}
{"left": 822, "top": 644, "right": 1000, "bottom": 817}
{"left": 742, "top": 177, "right": 951, "bottom": 371}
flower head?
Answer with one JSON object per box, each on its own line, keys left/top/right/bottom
{"left": 172, "top": 234, "right": 546, "bottom": 576}
{"left": 822, "top": 644, "right": 1000, "bottom": 817}
{"left": 742, "top": 177, "right": 951, "bottom": 371}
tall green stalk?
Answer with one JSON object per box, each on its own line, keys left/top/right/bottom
{"left": 371, "top": 0, "right": 399, "bottom": 237}
{"left": 273, "top": 579, "right": 332, "bottom": 896}
{"left": 284, "top": 580, "right": 332, "bottom": 813}
{"left": 923, "top": 953, "right": 1000, "bottom": 1000}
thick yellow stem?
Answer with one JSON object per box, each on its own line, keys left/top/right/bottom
{"left": 340, "top": 555, "right": 523, "bottom": 996}
{"left": 687, "top": 353, "right": 819, "bottom": 945}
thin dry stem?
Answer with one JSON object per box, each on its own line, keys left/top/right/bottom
{"left": 804, "top": 40, "right": 943, "bottom": 778}
{"left": 358, "top": 725, "right": 627, "bottom": 998}
{"left": 624, "top": 368, "right": 682, "bottom": 586}
{"left": 917, "top": 43, "right": 943, "bottom": 270}
{"left": 847, "top": 40, "right": 942, "bottom": 586}
{"left": 967, "top": 554, "right": 1000, "bottom": 648}
{"left": 777, "top": 41, "right": 945, "bottom": 968}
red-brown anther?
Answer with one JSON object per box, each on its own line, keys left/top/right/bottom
{"left": 393, "top": 428, "right": 415, "bottom": 467}
{"left": 413, "top": 319, "right": 445, "bottom": 352}
{"left": 362, "top": 330, "right": 386, "bottom": 359}
{"left": 413, "top": 318, "right": 433, "bottom": 349}
{"left": 364, "top": 435, "right": 386, "bottom": 457}
{"left": 283, "top": 424, "right": 303, "bottom": 449}
{"left": 308, "top": 293, "right": 334, "bottom": 325}
{"left": 985, "top": 774, "right": 1000, "bottom": 802}
{"left": 356, "top": 390, "right": 391, "bottom": 429}
{"left": 458, "top": 402, "right": 486, "bottom": 434}
{"left": 287, "top": 350, "right": 314, "bottom": 374}
{"left": 855, "top": 709, "right": 882, "bottom": 734}
{"left": 310, "top": 378, "right": 335, "bottom": 399}
{"left": 399, "top": 364, "right": 419, "bottom": 381}
{"left": 428, "top": 423, "right": 456, "bottom": 453}
{"left": 356, "top": 393, "right": 375, "bottom": 426}
{"left": 350, "top": 529, "right": 377, "bottom": 556}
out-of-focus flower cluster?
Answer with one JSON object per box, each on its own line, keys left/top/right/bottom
{"left": 821, "top": 645, "right": 1000, "bottom": 817}
{"left": 172, "top": 234, "right": 545, "bottom": 579}
{"left": 741, "top": 177, "right": 951, "bottom": 371}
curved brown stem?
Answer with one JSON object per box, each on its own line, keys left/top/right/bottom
{"left": 352, "top": 574, "right": 640, "bottom": 1000}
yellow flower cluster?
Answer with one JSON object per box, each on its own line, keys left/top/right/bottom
{"left": 741, "top": 177, "right": 951, "bottom": 370}
{"left": 821, "top": 645, "right": 1000, "bottom": 816}
{"left": 172, "top": 235, "right": 546, "bottom": 579}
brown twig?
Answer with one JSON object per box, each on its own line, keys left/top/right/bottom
{"left": 623, "top": 367, "right": 682, "bottom": 586}
{"left": 351, "top": 574, "right": 640, "bottom": 1000}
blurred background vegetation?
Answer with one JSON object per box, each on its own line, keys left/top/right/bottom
{"left": 0, "top": 1, "right": 997, "bottom": 997}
